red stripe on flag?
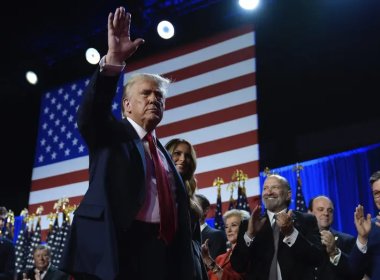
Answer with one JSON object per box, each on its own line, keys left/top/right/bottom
{"left": 31, "top": 170, "right": 89, "bottom": 191}
{"left": 165, "top": 73, "right": 256, "bottom": 110}
{"left": 157, "top": 101, "right": 257, "bottom": 137}
{"left": 164, "top": 46, "right": 255, "bottom": 82}
{"left": 194, "top": 131, "right": 258, "bottom": 158}
{"left": 127, "top": 25, "right": 254, "bottom": 71}
{"left": 196, "top": 161, "right": 259, "bottom": 188}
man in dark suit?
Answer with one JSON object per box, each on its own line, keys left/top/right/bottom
{"left": 349, "top": 170, "right": 380, "bottom": 280}
{"left": 17, "top": 244, "right": 69, "bottom": 280}
{"left": 308, "top": 195, "right": 358, "bottom": 280}
{"left": 195, "top": 194, "right": 227, "bottom": 259}
{"left": 230, "top": 174, "right": 325, "bottom": 280}
{"left": 0, "top": 207, "right": 15, "bottom": 280}
{"left": 60, "top": 6, "right": 200, "bottom": 280}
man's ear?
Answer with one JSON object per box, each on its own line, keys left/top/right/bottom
{"left": 123, "top": 98, "right": 131, "bottom": 114}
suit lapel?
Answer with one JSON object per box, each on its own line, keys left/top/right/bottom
{"left": 121, "top": 119, "right": 147, "bottom": 175}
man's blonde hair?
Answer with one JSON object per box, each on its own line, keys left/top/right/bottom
{"left": 121, "top": 73, "right": 171, "bottom": 118}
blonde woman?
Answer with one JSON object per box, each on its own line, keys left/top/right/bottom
{"left": 202, "top": 209, "right": 250, "bottom": 280}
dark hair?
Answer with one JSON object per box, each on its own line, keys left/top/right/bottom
{"left": 369, "top": 170, "right": 380, "bottom": 186}
{"left": 195, "top": 193, "right": 210, "bottom": 211}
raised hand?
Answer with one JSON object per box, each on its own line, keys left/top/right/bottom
{"left": 106, "top": 7, "right": 145, "bottom": 65}
{"left": 354, "top": 204, "right": 372, "bottom": 245}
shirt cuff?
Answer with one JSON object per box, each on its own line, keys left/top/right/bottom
{"left": 244, "top": 232, "right": 255, "bottom": 247}
{"left": 329, "top": 248, "right": 341, "bottom": 265}
{"left": 283, "top": 228, "right": 299, "bottom": 247}
{"left": 99, "top": 55, "right": 126, "bottom": 76}
{"left": 356, "top": 238, "right": 368, "bottom": 253}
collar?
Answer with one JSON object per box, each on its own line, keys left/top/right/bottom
{"left": 127, "top": 117, "right": 156, "bottom": 140}
{"left": 200, "top": 223, "right": 208, "bottom": 232}
{"left": 267, "top": 208, "right": 287, "bottom": 224}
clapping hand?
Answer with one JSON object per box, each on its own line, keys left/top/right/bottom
{"left": 247, "top": 205, "right": 266, "bottom": 238}
{"left": 320, "top": 230, "right": 337, "bottom": 256}
{"left": 276, "top": 209, "right": 294, "bottom": 236}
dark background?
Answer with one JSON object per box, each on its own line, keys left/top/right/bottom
{"left": 1, "top": 0, "right": 380, "bottom": 215}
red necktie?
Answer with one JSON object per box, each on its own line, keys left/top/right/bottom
{"left": 145, "top": 132, "right": 177, "bottom": 244}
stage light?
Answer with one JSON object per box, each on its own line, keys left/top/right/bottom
{"left": 239, "top": 0, "right": 260, "bottom": 10}
{"left": 157, "top": 20, "right": 175, "bottom": 39}
{"left": 26, "top": 71, "right": 38, "bottom": 85}
{"left": 85, "top": 47, "right": 101, "bottom": 64}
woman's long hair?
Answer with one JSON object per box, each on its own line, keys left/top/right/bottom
{"left": 165, "top": 138, "right": 202, "bottom": 218}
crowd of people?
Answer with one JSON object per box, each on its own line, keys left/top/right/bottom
{"left": 1, "top": 6, "right": 379, "bottom": 280}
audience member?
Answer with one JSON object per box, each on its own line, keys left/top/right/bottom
{"left": 308, "top": 195, "right": 358, "bottom": 280}
{"left": 0, "top": 207, "right": 15, "bottom": 280}
{"left": 18, "top": 244, "right": 69, "bottom": 280}
{"left": 195, "top": 193, "right": 227, "bottom": 259}
{"left": 165, "top": 138, "right": 208, "bottom": 279}
{"left": 202, "top": 209, "right": 249, "bottom": 280}
{"left": 349, "top": 170, "right": 380, "bottom": 279}
{"left": 230, "top": 174, "right": 325, "bottom": 280}
{"left": 60, "top": 7, "right": 200, "bottom": 280}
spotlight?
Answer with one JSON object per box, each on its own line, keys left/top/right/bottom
{"left": 26, "top": 71, "right": 38, "bottom": 85}
{"left": 85, "top": 48, "right": 101, "bottom": 64}
{"left": 157, "top": 20, "right": 175, "bottom": 39}
{"left": 239, "top": 0, "right": 260, "bottom": 10}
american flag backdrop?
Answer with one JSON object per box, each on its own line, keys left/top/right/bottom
{"left": 28, "top": 25, "right": 260, "bottom": 238}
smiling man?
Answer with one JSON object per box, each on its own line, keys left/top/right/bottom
{"left": 308, "top": 195, "right": 357, "bottom": 280}
{"left": 230, "top": 174, "right": 325, "bottom": 280}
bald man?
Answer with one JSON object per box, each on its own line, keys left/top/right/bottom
{"left": 308, "top": 195, "right": 358, "bottom": 280}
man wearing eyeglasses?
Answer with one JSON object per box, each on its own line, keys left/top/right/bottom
{"left": 349, "top": 170, "right": 380, "bottom": 280}
{"left": 0, "top": 206, "right": 15, "bottom": 280}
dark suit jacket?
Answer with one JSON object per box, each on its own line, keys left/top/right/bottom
{"left": 17, "top": 265, "right": 69, "bottom": 280}
{"left": 59, "top": 70, "right": 196, "bottom": 280}
{"left": 0, "top": 237, "right": 15, "bottom": 280}
{"left": 230, "top": 211, "right": 325, "bottom": 280}
{"left": 313, "top": 228, "right": 358, "bottom": 280}
{"left": 349, "top": 219, "right": 380, "bottom": 280}
{"left": 201, "top": 224, "right": 227, "bottom": 259}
